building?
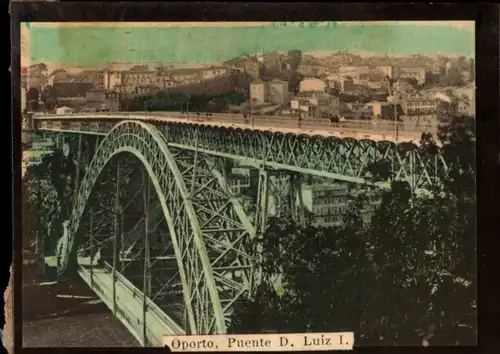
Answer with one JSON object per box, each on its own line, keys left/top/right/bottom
{"left": 300, "top": 183, "right": 349, "bottom": 228}
{"left": 338, "top": 65, "right": 370, "bottom": 81}
{"left": 376, "top": 65, "right": 393, "bottom": 78}
{"left": 169, "top": 68, "right": 203, "bottom": 83}
{"left": 340, "top": 78, "right": 356, "bottom": 93}
{"left": 82, "top": 69, "right": 106, "bottom": 89}
{"left": 103, "top": 70, "right": 123, "bottom": 91}
{"left": 299, "top": 78, "right": 326, "bottom": 93}
{"left": 366, "top": 81, "right": 387, "bottom": 90}
{"left": 396, "top": 67, "right": 426, "bottom": 85}
{"left": 393, "top": 78, "right": 416, "bottom": 93}
{"left": 229, "top": 167, "right": 251, "bottom": 196}
{"left": 105, "top": 91, "right": 121, "bottom": 112}
{"left": 201, "top": 66, "right": 228, "bottom": 80}
{"left": 55, "top": 106, "right": 74, "bottom": 114}
{"left": 137, "top": 85, "right": 160, "bottom": 96}
{"left": 85, "top": 88, "right": 107, "bottom": 103}
{"left": 268, "top": 79, "right": 289, "bottom": 105}
{"left": 365, "top": 101, "right": 396, "bottom": 120}
{"left": 21, "top": 86, "right": 27, "bottom": 112}
{"left": 453, "top": 85, "right": 475, "bottom": 117}
{"left": 121, "top": 67, "right": 159, "bottom": 94}
{"left": 249, "top": 79, "right": 268, "bottom": 104}
{"left": 291, "top": 92, "right": 340, "bottom": 118}
{"left": 298, "top": 64, "right": 332, "bottom": 77}
{"left": 401, "top": 96, "right": 438, "bottom": 116}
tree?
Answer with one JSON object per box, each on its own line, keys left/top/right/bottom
{"left": 26, "top": 88, "right": 40, "bottom": 111}
{"left": 41, "top": 85, "right": 60, "bottom": 111}
{"left": 230, "top": 117, "right": 476, "bottom": 345}
{"left": 286, "top": 50, "right": 302, "bottom": 71}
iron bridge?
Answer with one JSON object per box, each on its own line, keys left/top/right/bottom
{"left": 27, "top": 113, "right": 463, "bottom": 346}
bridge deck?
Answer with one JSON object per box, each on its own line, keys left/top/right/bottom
{"left": 77, "top": 260, "right": 184, "bottom": 347}
{"left": 32, "top": 112, "right": 435, "bottom": 144}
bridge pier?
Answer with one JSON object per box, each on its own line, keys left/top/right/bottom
{"left": 112, "top": 161, "right": 122, "bottom": 315}
{"left": 142, "top": 168, "right": 152, "bottom": 346}
{"left": 255, "top": 168, "right": 306, "bottom": 234}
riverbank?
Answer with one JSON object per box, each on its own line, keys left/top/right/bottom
{"left": 22, "top": 251, "right": 139, "bottom": 347}
{"left": 21, "top": 155, "right": 138, "bottom": 347}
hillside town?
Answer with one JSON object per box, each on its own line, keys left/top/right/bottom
{"left": 22, "top": 50, "right": 475, "bottom": 123}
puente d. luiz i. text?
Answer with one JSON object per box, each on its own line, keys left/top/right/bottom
{"left": 24, "top": 112, "right": 461, "bottom": 346}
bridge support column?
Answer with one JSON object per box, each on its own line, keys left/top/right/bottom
{"left": 89, "top": 207, "right": 94, "bottom": 290}
{"left": 74, "top": 134, "right": 83, "bottom": 196}
{"left": 255, "top": 169, "right": 269, "bottom": 236}
{"left": 255, "top": 169, "right": 305, "bottom": 233}
{"left": 291, "top": 175, "right": 306, "bottom": 228}
{"left": 112, "top": 161, "right": 122, "bottom": 315}
{"left": 142, "top": 168, "right": 152, "bottom": 346}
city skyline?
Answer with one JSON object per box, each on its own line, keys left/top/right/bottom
{"left": 21, "top": 21, "right": 474, "bottom": 68}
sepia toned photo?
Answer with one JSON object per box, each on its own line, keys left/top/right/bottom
{"left": 20, "top": 21, "right": 476, "bottom": 348}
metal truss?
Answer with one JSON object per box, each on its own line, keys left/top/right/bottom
{"left": 161, "top": 123, "right": 453, "bottom": 191}
{"left": 55, "top": 120, "right": 256, "bottom": 335}
{"left": 36, "top": 117, "right": 464, "bottom": 192}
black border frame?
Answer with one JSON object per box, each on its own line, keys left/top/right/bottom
{"left": 9, "top": 2, "right": 500, "bottom": 353}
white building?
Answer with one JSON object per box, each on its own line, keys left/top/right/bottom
{"left": 376, "top": 65, "right": 393, "bottom": 78}
{"left": 55, "top": 106, "right": 74, "bottom": 114}
{"left": 103, "top": 70, "right": 123, "bottom": 91}
{"left": 201, "top": 66, "right": 228, "bottom": 80}
{"left": 268, "top": 79, "right": 289, "bottom": 105}
{"left": 338, "top": 65, "right": 370, "bottom": 81}
{"left": 300, "top": 183, "right": 349, "bottom": 227}
{"left": 229, "top": 167, "right": 251, "bottom": 196}
{"left": 21, "top": 86, "right": 27, "bottom": 112}
{"left": 299, "top": 78, "right": 326, "bottom": 93}
{"left": 291, "top": 92, "right": 340, "bottom": 118}
{"left": 397, "top": 67, "right": 426, "bottom": 85}
{"left": 249, "top": 79, "right": 268, "bottom": 104}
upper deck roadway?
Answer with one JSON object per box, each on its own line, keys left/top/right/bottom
{"left": 32, "top": 111, "right": 438, "bottom": 145}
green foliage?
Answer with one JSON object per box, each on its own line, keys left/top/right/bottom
{"left": 41, "top": 85, "right": 60, "bottom": 111}
{"left": 24, "top": 147, "right": 78, "bottom": 254}
{"left": 230, "top": 117, "right": 476, "bottom": 345}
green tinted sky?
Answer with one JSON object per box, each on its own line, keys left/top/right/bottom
{"left": 25, "top": 22, "right": 474, "bottom": 66}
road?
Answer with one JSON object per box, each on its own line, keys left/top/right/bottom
{"left": 115, "top": 111, "right": 439, "bottom": 138}
{"left": 35, "top": 111, "right": 439, "bottom": 144}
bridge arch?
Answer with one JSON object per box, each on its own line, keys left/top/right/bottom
{"left": 57, "top": 120, "right": 251, "bottom": 335}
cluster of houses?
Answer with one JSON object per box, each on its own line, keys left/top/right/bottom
{"left": 248, "top": 63, "right": 475, "bottom": 120}
{"left": 22, "top": 63, "right": 232, "bottom": 112}
{"left": 22, "top": 55, "right": 475, "bottom": 120}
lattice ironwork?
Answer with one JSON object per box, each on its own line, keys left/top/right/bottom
{"left": 161, "top": 124, "right": 452, "bottom": 191}
{"left": 55, "top": 120, "right": 255, "bottom": 335}
{"left": 34, "top": 116, "right": 461, "bottom": 191}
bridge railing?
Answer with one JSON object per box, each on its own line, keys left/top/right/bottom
{"left": 33, "top": 111, "right": 441, "bottom": 136}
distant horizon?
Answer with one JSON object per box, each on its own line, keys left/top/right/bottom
{"left": 27, "top": 49, "right": 474, "bottom": 69}
{"left": 22, "top": 22, "right": 474, "bottom": 68}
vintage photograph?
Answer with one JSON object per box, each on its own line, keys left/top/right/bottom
{"left": 20, "top": 21, "right": 476, "bottom": 347}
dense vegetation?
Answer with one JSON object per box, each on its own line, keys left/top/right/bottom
{"left": 23, "top": 142, "right": 78, "bottom": 255}
{"left": 229, "top": 116, "right": 476, "bottom": 346}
